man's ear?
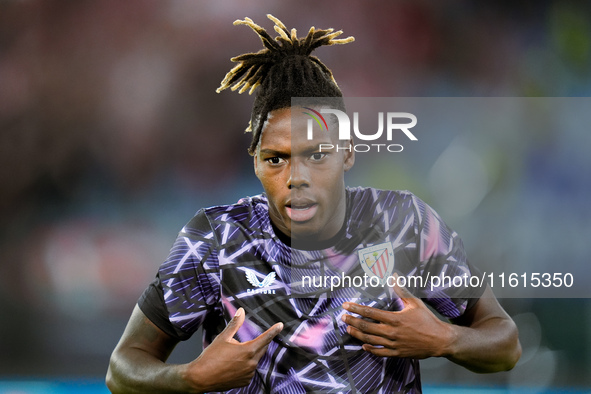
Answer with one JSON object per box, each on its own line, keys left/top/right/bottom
{"left": 344, "top": 138, "right": 355, "bottom": 172}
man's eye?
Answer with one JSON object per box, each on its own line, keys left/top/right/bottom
{"left": 267, "top": 157, "right": 283, "bottom": 164}
{"left": 311, "top": 152, "right": 326, "bottom": 161}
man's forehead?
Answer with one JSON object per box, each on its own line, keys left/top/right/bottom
{"left": 259, "top": 106, "right": 338, "bottom": 147}
{"left": 259, "top": 134, "right": 333, "bottom": 155}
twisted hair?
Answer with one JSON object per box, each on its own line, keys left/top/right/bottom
{"left": 216, "top": 14, "right": 354, "bottom": 155}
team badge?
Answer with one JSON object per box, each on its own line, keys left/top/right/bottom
{"left": 357, "top": 242, "right": 395, "bottom": 285}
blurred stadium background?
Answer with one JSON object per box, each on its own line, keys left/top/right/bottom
{"left": 1, "top": 0, "right": 590, "bottom": 392}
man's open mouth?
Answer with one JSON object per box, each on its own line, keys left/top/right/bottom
{"left": 285, "top": 201, "right": 318, "bottom": 222}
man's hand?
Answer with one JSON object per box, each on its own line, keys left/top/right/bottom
{"left": 106, "top": 305, "right": 284, "bottom": 394}
{"left": 185, "top": 308, "right": 284, "bottom": 392}
{"left": 342, "top": 275, "right": 453, "bottom": 359}
{"left": 341, "top": 275, "right": 521, "bottom": 373}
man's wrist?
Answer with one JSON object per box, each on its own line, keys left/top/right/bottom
{"left": 177, "top": 362, "right": 207, "bottom": 394}
{"left": 438, "top": 321, "right": 460, "bottom": 359}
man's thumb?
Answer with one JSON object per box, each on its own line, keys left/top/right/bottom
{"left": 391, "top": 273, "right": 416, "bottom": 302}
{"left": 219, "top": 307, "right": 245, "bottom": 341}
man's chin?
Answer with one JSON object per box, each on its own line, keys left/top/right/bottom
{"left": 289, "top": 222, "right": 323, "bottom": 241}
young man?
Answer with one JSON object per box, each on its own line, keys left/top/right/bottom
{"left": 106, "top": 15, "right": 521, "bottom": 393}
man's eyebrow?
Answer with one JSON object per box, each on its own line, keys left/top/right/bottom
{"left": 258, "top": 148, "right": 289, "bottom": 157}
{"left": 300, "top": 144, "right": 332, "bottom": 154}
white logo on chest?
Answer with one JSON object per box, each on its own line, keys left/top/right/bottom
{"left": 245, "top": 269, "right": 277, "bottom": 294}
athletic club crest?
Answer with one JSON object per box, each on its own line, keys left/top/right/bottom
{"left": 357, "top": 242, "right": 395, "bottom": 284}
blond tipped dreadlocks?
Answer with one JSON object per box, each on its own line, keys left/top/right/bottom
{"left": 217, "top": 14, "right": 354, "bottom": 155}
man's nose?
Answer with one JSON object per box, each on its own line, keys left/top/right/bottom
{"left": 287, "top": 160, "right": 310, "bottom": 189}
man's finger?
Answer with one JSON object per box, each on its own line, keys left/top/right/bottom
{"left": 390, "top": 273, "right": 417, "bottom": 303}
{"left": 250, "top": 322, "right": 284, "bottom": 353}
{"left": 342, "top": 314, "right": 395, "bottom": 335}
{"left": 217, "top": 307, "right": 246, "bottom": 341}
{"left": 362, "top": 344, "right": 399, "bottom": 358}
{"left": 346, "top": 325, "right": 396, "bottom": 348}
{"left": 342, "top": 302, "right": 393, "bottom": 323}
